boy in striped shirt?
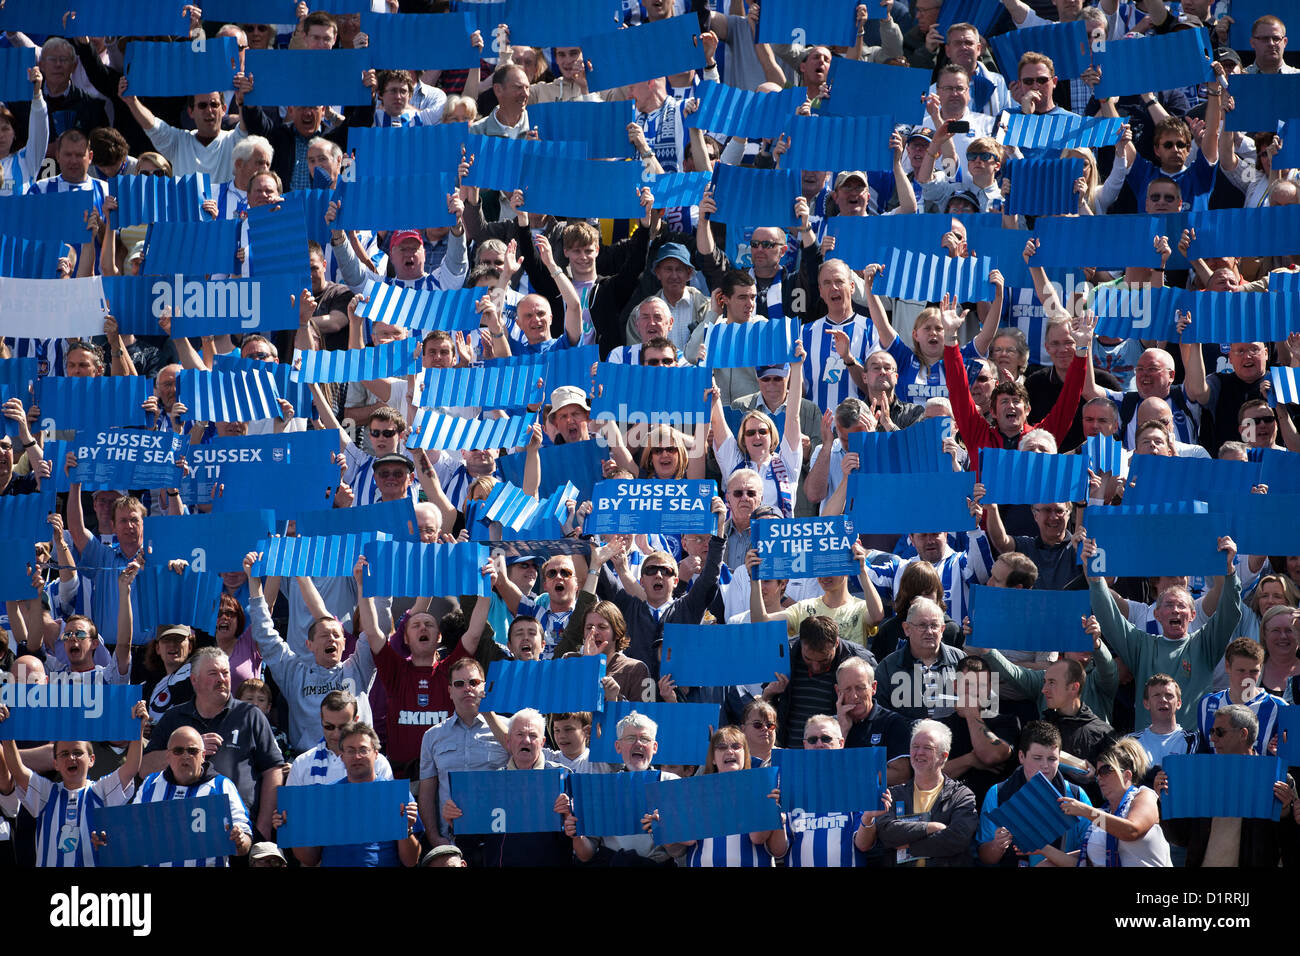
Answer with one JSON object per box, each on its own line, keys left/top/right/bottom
{"left": 1196, "top": 638, "right": 1286, "bottom": 754}
{"left": 0, "top": 698, "right": 148, "bottom": 867}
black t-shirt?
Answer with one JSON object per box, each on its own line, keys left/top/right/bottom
{"left": 316, "top": 281, "right": 358, "bottom": 352}
{"left": 1205, "top": 369, "right": 1265, "bottom": 456}
{"left": 844, "top": 702, "right": 913, "bottom": 759}
{"left": 1025, "top": 363, "right": 1121, "bottom": 452}
{"left": 1013, "top": 535, "right": 1082, "bottom": 591}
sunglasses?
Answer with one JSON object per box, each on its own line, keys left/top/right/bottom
{"left": 759, "top": 375, "right": 786, "bottom": 383}
{"left": 1248, "top": 414, "right": 1276, "bottom": 424}
{"left": 1019, "top": 75, "right": 1052, "bottom": 85}
{"left": 743, "top": 428, "right": 770, "bottom": 438}
{"left": 750, "top": 240, "right": 782, "bottom": 249}
{"left": 967, "top": 152, "right": 998, "bottom": 163}
{"left": 62, "top": 630, "right": 92, "bottom": 641}
{"left": 545, "top": 567, "right": 574, "bottom": 579}
{"left": 1096, "top": 764, "right": 1117, "bottom": 777}
{"left": 650, "top": 446, "right": 677, "bottom": 455}
{"left": 1210, "top": 726, "right": 1234, "bottom": 738}
{"left": 139, "top": 169, "right": 169, "bottom": 177}
{"left": 641, "top": 565, "right": 674, "bottom": 577}
{"left": 730, "top": 488, "right": 759, "bottom": 498}
{"left": 375, "top": 469, "right": 409, "bottom": 480}
{"left": 804, "top": 734, "right": 837, "bottom": 745}
{"left": 170, "top": 746, "right": 203, "bottom": 757}
{"left": 452, "top": 678, "right": 485, "bottom": 689}
{"left": 246, "top": 350, "right": 273, "bottom": 360}
{"left": 370, "top": 427, "right": 400, "bottom": 438}
{"left": 1160, "top": 140, "right": 1190, "bottom": 150}
{"left": 749, "top": 720, "right": 776, "bottom": 730}
{"left": 1148, "top": 192, "right": 1180, "bottom": 203}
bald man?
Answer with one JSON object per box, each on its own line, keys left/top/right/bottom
{"left": 1088, "top": 347, "right": 1203, "bottom": 449}
{"left": 1135, "top": 397, "right": 1210, "bottom": 459}
{"left": 119, "top": 726, "right": 252, "bottom": 865}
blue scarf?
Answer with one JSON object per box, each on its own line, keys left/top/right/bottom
{"left": 1078, "top": 784, "right": 1139, "bottom": 867}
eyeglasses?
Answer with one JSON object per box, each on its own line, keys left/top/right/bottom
{"left": 545, "top": 567, "right": 574, "bottom": 579}
{"left": 1134, "top": 364, "right": 1167, "bottom": 374}
{"left": 452, "top": 678, "right": 485, "bottom": 689}
{"left": 1160, "top": 140, "right": 1190, "bottom": 150}
{"left": 1253, "top": 34, "right": 1285, "bottom": 43}
{"left": 1148, "top": 192, "right": 1180, "bottom": 203}
{"left": 729, "top": 488, "right": 759, "bottom": 498}
{"left": 170, "top": 746, "right": 203, "bottom": 757}
{"left": 743, "top": 428, "right": 769, "bottom": 438}
{"left": 1020, "top": 75, "right": 1052, "bottom": 85}
{"left": 139, "top": 168, "right": 168, "bottom": 177}
{"left": 650, "top": 446, "right": 677, "bottom": 455}
{"left": 967, "top": 152, "right": 997, "bottom": 163}
{"left": 641, "top": 565, "right": 674, "bottom": 577}
{"left": 43, "top": 55, "right": 75, "bottom": 65}
{"left": 620, "top": 734, "right": 654, "bottom": 745}
{"left": 62, "top": 630, "right": 91, "bottom": 642}
{"left": 246, "top": 350, "right": 274, "bottom": 360}
{"left": 804, "top": 734, "right": 837, "bottom": 745}
{"left": 758, "top": 375, "right": 786, "bottom": 383}
{"left": 370, "top": 427, "right": 399, "bottom": 438}
{"left": 1210, "top": 726, "right": 1233, "bottom": 738}
{"left": 749, "top": 720, "right": 776, "bottom": 730}
{"left": 750, "top": 240, "right": 782, "bottom": 249}
{"left": 55, "top": 749, "right": 88, "bottom": 760}
{"left": 991, "top": 346, "right": 1020, "bottom": 356}
{"left": 1096, "top": 764, "right": 1117, "bottom": 777}
{"left": 937, "top": 85, "right": 968, "bottom": 93}
{"left": 973, "top": 374, "right": 992, "bottom": 383}
{"left": 714, "top": 742, "right": 745, "bottom": 751}
{"left": 342, "top": 746, "right": 373, "bottom": 757}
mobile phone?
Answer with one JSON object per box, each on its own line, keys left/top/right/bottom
{"left": 946, "top": 120, "right": 971, "bottom": 135}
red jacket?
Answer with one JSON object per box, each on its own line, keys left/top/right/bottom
{"left": 944, "top": 344, "right": 1086, "bottom": 480}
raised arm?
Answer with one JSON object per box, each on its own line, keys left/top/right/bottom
{"left": 973, "top": 270, "right": 1004, "bottom": 357}
{"left": 783, "top": 343, "right": 806, "bottom": 454}
{"left": 114, "top": 558, "right": 144, "bottom": 679}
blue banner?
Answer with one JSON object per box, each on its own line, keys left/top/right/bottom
{"left": 333, "top": 175, "right": 456, "bottom": 231}
{"left": 180, "top": 429, "right": 337, "bottom": 509}
{"left": 1084, "top": 507, "right": 1224, "bottom": 578}
{"left": 702, "top": 317, "right": 800, "bottom": 370}
{"left": 978, "top": 447, "right": 1088, "bottom": 505}
{"left": 646, "top": 171, "right": 712, "bottom": 210}
{"left": 162, "top": 274, "right": 302, "bottom": 337}
{"left": 1004, "top": 157, "right": 1084, "bottom": 216}
{"left": 779, "top": 114, "right": 892, "bottom": 173}
{"left": 291, "top": 339, "right": 420, "bottom": 384}
{"left": 1270, "top": 362, "right": 1300, "bottom": 409}
{"left": 90, "top": 794, "right": 234, "bottom": 867}
{"left": 406, "top": 408, "right": 537, "bottom": 451}
{"left": 71, "top": 430, "right": 186, "bottom": 491}
{"left": 1221, "top": 74, "right": 1300, "bottom": 132}
{"left": 0, "top": 539, "right": 41, "bottom": 601}
{"left": 247, "top": 194, "right": 309, "bottom": 287}
{"left": 872, "top": 249, "right": 995, "bottom": 303}
{"left": 1161, "top": 754, "right": 1282, "bottom": 819}
{"left": 569, "top": 770, "right": 659, "bottom": 837}
{"left": 417, "top": 361, "right": 547, "bottom": 411}
{"left": 0, "top": 1, "right": 73, "bottom": 34}
{"left": 1186, "top": 205, "right": 1300, "bottom": 259}
{"left": 1031, "top": 214, "right": 1162, "bottom": 269}
{"left": 355, "top": 280, "right": 481, "bottom": 332}
{"left": 847, "top": 471, "right": 976, "bottom": 534}
{"left": 123, "top": 38, "right": 240, "bottom": 98}
{"left": 506, "top": 0, "right": 622, "bottom": 46}
{"left": 463, "top": 136, "right": 590, "bottom": 192}
{"left": 1093, "top": 29, "right": 1214, "bottom": 99}
{"left": 1124, "top": 454, "right": 1259, "bottom": 506}
{"left": 142, "top": 220, "right": 239, "bottom": 277}
{"left": 519, "top": 155, "right": 644, "bottom": 220}
{"left": 708, "top": 164, "right": 800, "bottom": 229}
{"left": 177, "top": 368, "right": 282, "bottom": 423}
{"left": 251, "top": 533, "right": 387, "bottom": 578}
{"left": 821, "top": 58, "right": 932, "bottom": 119}
{"left": 646, "top": 766, "right": 782, "bottom": 844}
{"left": 936, "top": 0, "right": 1004, "bottom": 34}
{"left": 969, "top": 584, "right": 1093, "bottom": 652}
{"left": 0, "top": 46, "right": 36, "bottom": 102}
{"left": 660, "top": 621, "right": 790, "bottom": 687}
{"left": 0, "top": 682, "right": 141, "bottom": 742}
{"left": 145, "top": 509, "right": 277, "bottom": 574}
{"left": 527, "top": 100, "right": 637, "bottom": 160}
{"left": 1218, "top": 493, "right": 1300, "bottom": 558}
{"left": 448, "top": 768, "right": 568, "bottom": 834}
{"left": 480, "top": 656, "right": 607, "bottom": 715}
{"left": 772, "top": 746, "right": 889, "bottom": 814}
{"left": 497, "top": 438, "right": 605, "bottom": 500}
{"left": 587, "top": 479, "right": 716, "bottom": 535}
{"left": 69, "top": 0, "right": 191, "bottom": 37}
{"left": 295, "top": 497, "right": 418, "bottom": 539}
{"left": 276, "top": 780, "right": 414, "bottom": 848}
{"left": 683, "top": 81, "right": 805, "bottom": 141}
{"left": 997, "top": 112, "right": 1123, "bottom": 150}
{"left": 825, "top": 213, "right": 991, "bottom": 270}
{"left": 348, "top": 124, "right": 472, "bottom": 179}
{"left": 589, "top": 700, "right": 721, "bottom": 765}
{"left": 579, "top": 14, "right": 706, "bottom": 92}
{"left": 1083, "top": 434, "right": 1123, "bottom": 476}
{"left": 244, "top": 49, "right": 371, "bottom": 106}
{"left": 109, "top": 173, "right": 212, "bottom": 229}
{"left": 990, "top": 20, "right": 1089, "bottom": 79}
{"left": 1257, "top": 447, "right": 1300, "bottom": 495}
{"left": 847, "top": 417, "right": 947, "bottom": 474}
{"left": 0, "top": 190, "right": 97, "bottom": 244}
{"left": 986, "top": 769, "right": 1069, "bottom": 853}
{"left": 135, "top": 565, "right": 223, "bottom": 638}
{"left": 756, "top": 0, "right": 867, "bottom": 45}
{"left": 36, "top": 376, "right": 151, "bottom": 435}
{"left": 478, "top": 481, "right": 543, "bottom": 532}
{"left": 753, "top": 516, "right": 859, "bottom": 580}
{"left": 360, "top": 11, "right": 481, "bottom": 70}
{"left": 361, "top": 539, "right": 490, "bottom": 597}
{"left": 591, "top": 363, "right": 712, "bottom": 425}
{"left": 0, "top": 235, "right": 62, "bottom": 279}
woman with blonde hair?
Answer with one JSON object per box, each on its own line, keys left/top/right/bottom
{"left": 1062, "top": 146, "right": 1099, "bottom": 215}
{"left": 135, "top": 151, "right": 173, "bottom": 177}
{"left": 1260, "top": 605, "right": 1300, "bottom": 701}
{"left": 637, "top": 423, "right": 700, "bottom": 480}
{"left": 643, "top": 725, "right": 787, "bottom": 866}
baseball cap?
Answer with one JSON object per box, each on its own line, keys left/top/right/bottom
{"left": 907, "top": 125, "right": 934, "bottom": 143}
{"left": 420, "top": 844, "right": 465, "bottom": 866}
{"left": 946, "top": 184, "right": 981, "bottom": 210}
{"left": 755, "top": 363, "right": 791, "bottom": 378}
{"left": 505, "top": 554, "right": 540, "bottom": 567}
{"left": 652, "top": 242, "right": 693, "bottom": 269}
{"left": 390, "top": 230, "right": 423, "bottom": 248}
{"left": 1215, "top": 46, "right": 1243, "bottom": 67}
{"left": 156, "top": 625, "right": 191, "bottom": 642}
{"left": 373, "top": 453, "right": 414, "bottom": 472}
{"left": 548, "top": 385, "right": 590, "bottom": 416}
{"left": 249, "top": 842, "right": 286, "bottom": 864}
{"left": 834, "top": 170, "right": 869, "bottom": 189}
{"left": 1174, "top": 13, "right": 1204, "bottom": 29}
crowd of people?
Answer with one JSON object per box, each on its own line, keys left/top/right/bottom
{"left": 0, "top": 0, "right": 1299, "bottom": 870}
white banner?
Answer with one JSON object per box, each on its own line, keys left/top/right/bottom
{"left": 0, "top": 276, "right": 105, "bottom": 339}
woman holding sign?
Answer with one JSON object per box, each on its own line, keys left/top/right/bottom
{"left": 642, "top": 726, "right": 787, "bottom": 867}
{"left": 709, "top": 344, "right": 806, "bottom": 519}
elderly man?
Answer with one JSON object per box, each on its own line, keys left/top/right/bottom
{"left": 878, "top": 598, "right": 967, "bottom": 721}
{"left": 1090, "top": 347, "right": 1202, "bottom": 449}
{"left": 442, "top": 708, "right": 571, "bottom": 867}
{"left": 783, "top": 715, "right": 876, "bottom": 866}
{"left": 286, "top": 690, "right": 394, "bottom": 787}
{"left": 1160, "top": 704, "right": 1298, "bottom": 867}
{"left": 123, "top": 727, "right": 251, "bottom": 866}
{"left": 1183, "top": 338, "right": 1268, "bottom": 455}
{"left": 472, "top": 64, "right": 531, "bottom": 137}
{"left": 834, "top": 658, "right": 914, "bottom": 784}
{"left": 856, "top": 718, "right": 979, "bottom": 866}
{"left": 558, "top": 710, "right": 679, "bottom": 867}
{"left": 281, "top": 722, "right": 421, "bottom": 868}
{"left": 1085, "top": 535, "right": 1241, "bottom": 730}
{"left": 627, "top": 247, "right": 713, "bottom": 354}
{"left": 1133, "top": 398, "right": 1211, "bottom": 458}
{"left": 141, "top": 647, "right": 283, "bottom": 840}
{"left": 611, "top": 297, "right": 679, "bottom": 365}
{"left": 239, "top": 79, "right": 374, "bottom": 189}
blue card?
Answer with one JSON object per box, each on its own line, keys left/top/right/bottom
{"left": 1161, "top": 754, "right": 1282, "bottom": 820}
{"left": 968, "top": 585, "right": 1093, "bottom": 652}
{"left": 772, "top": 746, "right": 889, "bottom": 814}
{"left": 987, "top": 770, "right": 1069, "bottom": 854}
{"left": 91, "top": 794, "right": 234, "bottom": 867}
{"left": 660, "top": 621, "right": 790, "bottom": 687}
{"left": 448, "top": 768, "right": 568, "bottom": 834}
{"left": 589, "top": 701, "right": 721, "bottom": 766}
{"left": 646, "top": 766, "right": 782, "bottom": 845}
{"left": 753, "top": 515, "right": 859, "bottom": 580}
{"left": 569, "top": 770, "right": 659, "bottom": 838}
{"left": 0, "top": 682, "right": 141, "bottom": 742}
{"left": 587, "top": 479, "right": 716, "bottom": 535}
{"left": 480, "top": 656, "right": 608, "bottom": 715}
{"left": 276, "top": 780, "right": 414, "bottom": 847}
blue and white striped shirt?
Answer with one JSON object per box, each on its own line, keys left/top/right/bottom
{"left": 867, "top": 538, "right": 995, "bottom": 627}
{"left": 1196, "top": 689, "right": 1286, "bottom": 755}
{"left": 133, "top": 770, "right": 249, "bottom": 867}
{"left": 800, "top": 312, "right": 879, "bottom": 415}
{"left": 786, "top": 808, "right": 868, "bottom": 867}
{"left": 21, "top": 771, "right": 134, "bottom": 868}
{"left": 685, "top": 832, "right": 776, "bottom": 867}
